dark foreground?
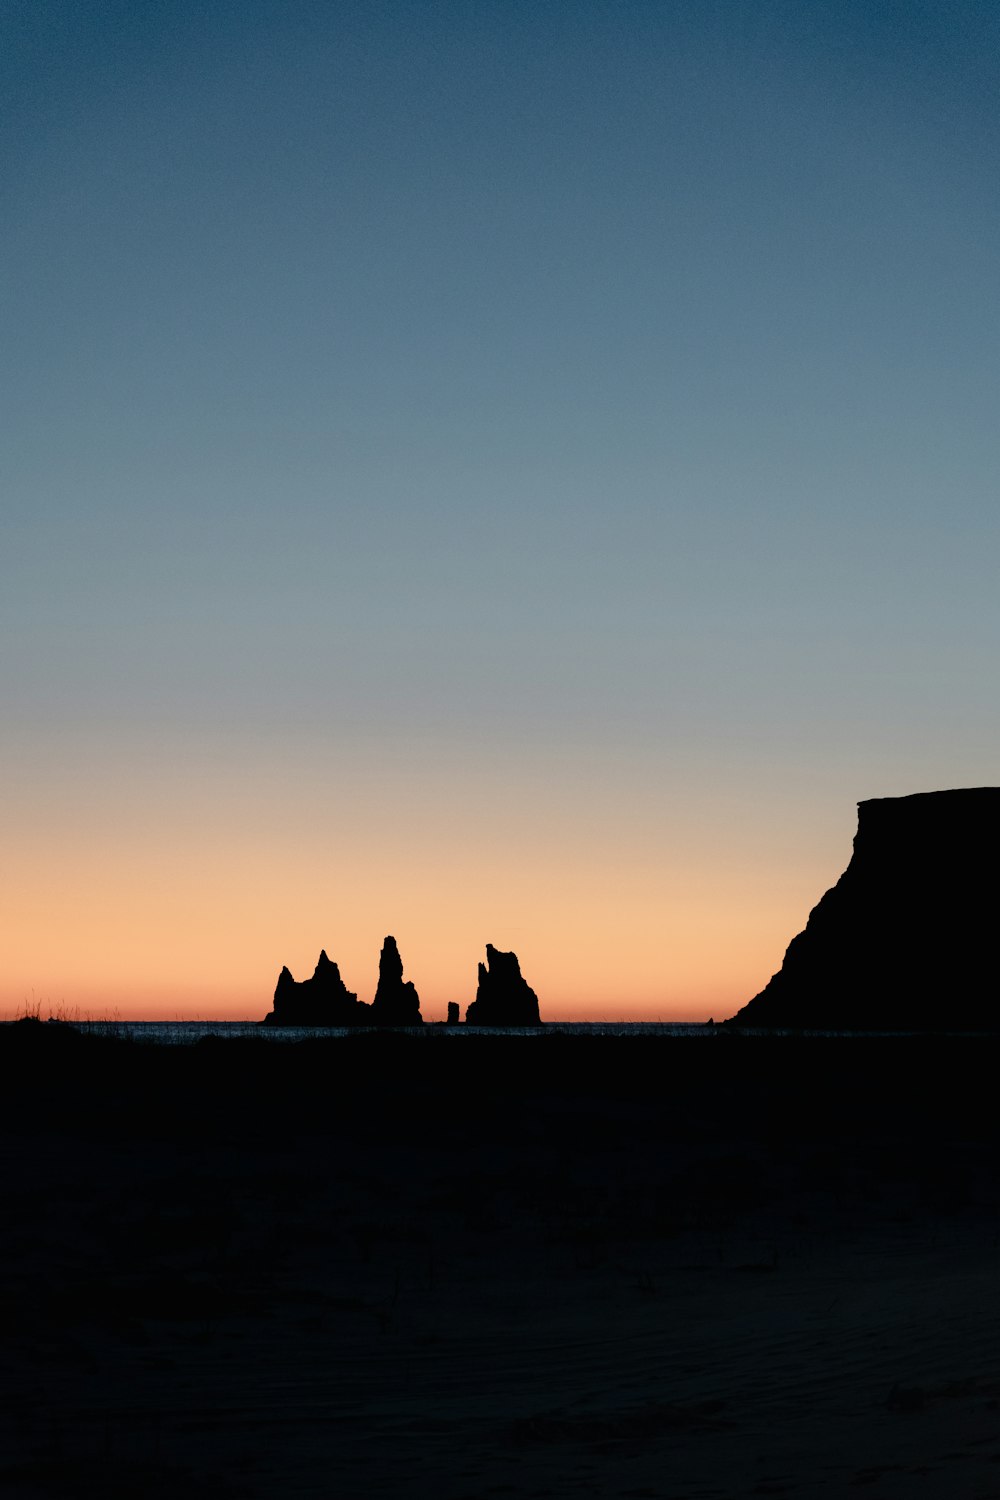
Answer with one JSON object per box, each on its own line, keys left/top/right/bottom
{"left": 3, "top": 1024, "right": 1000, "bottom": 1499}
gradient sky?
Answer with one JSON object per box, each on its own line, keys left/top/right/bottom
{"left": 4, "top": 0, "right": 999, "bottom": 1021}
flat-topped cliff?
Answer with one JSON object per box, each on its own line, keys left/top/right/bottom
{"left": 728, "top": 787, "right": 1000, "bottom": 1030}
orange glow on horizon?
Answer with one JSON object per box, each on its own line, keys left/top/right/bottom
{"left": 2, "top": 735, "right": 848, "bottom": 1025}
{"left": 1, "top": 840, "right": 810, "bottom": 1024}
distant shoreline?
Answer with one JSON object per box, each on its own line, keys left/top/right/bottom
{"left": 8, "top": 1016, "right": 1000, "bottom": 1043}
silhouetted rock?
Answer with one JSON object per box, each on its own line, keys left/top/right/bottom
{"left": 727, "top": 788, "right": 1000, "bottom": 1030}
{"left": 261, "top": 949, "right": 371, "bottom": 1026}
{"left": 465, "top": 944, "right": 542, "bottom": 1026}
{"left": 446, "top": 1002, "right": 460, "bottom": 1025}
{"left": 370, "top": 935, "right": 423, "bottom": 1025}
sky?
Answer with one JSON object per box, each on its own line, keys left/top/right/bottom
{"left": 3, "top": 0, "right": 999, "bottom": 1022}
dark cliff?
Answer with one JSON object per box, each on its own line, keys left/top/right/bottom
{"left": 261, "top": 949, "right": 370, "bottom": 1026}
{"left": 465, "top": 944, "right": 542, "bottom": 1027}
{"left": 371, "top": 935, "right": 423, "bottom": 1026}
{"left": 728, "top": 787, "right": 1000, "bottom": 1030}
{"left": 262, "top": 939, "right": 425, "bottom": 1026}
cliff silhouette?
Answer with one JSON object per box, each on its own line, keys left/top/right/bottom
{"left": 728, "top": 787, "right": 1000, "bottom": 1030}
{"left": 262, "top": 949, "right": 369, "bottom": 1026}
{"left": 261, "top": 940, "right": 542, "bottom": 1025}
{"left": 466, "top": 944, "right": 542, "bottom": 1026}
{"left": 262, "top": 936, "right": 421, "bottom": 1026}
{"left": 371, "top": 935, "right": 422, "bottom": 1026}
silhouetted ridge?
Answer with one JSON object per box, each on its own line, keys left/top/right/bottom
{"left": 371, "top": 935, "right": 422, "bottom": 1026}
{"left": 262, "top": 941, "right": 542, "bottom": 1026}
{"left": 465, "top": 944, "right": 542, "bottom": 1027}
{"left": 262, "top": 938, "right": 425, "bottom": 1026}
{"left": 727, "top": 787, "right": 1000, "bottom": 1030}
{"left": 262, "top": 948, "right": 370, "bottom": 1026}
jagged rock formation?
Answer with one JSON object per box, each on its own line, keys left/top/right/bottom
{"left": 727, "top": 788, "right": 1000, "bottom": 1030}
{"left": 465, "top": 944, "right": 542, "bottom": 1026}
{"left": 370, "top": 935, "right": 423, "bottom": 1026}
{"left": 261, "top": 949, "right": 370, "bottom": 1027}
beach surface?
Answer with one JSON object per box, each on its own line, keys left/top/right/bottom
{"left": 2, "top": 1026, "right": 999, "bottom": 1498}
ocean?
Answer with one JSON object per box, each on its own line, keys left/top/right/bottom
{"left": 54, "top": 1019, "right": 717, "bottom": 1043}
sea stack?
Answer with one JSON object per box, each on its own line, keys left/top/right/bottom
{"left": 261, "top": 949, "right": 369, "bottom": 1026}
{"left": 728, "top": 788, "right": 1000, "bottom": 1030}
{"left": 371, "top": 935, "right": 423, "bottom": 1026}
{"left": 465, "top": 944, "right": 542, "bottom": 1026}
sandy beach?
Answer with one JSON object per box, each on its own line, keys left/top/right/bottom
{"left": 2, "top": 1026, "right": 999, "bottom": 1498}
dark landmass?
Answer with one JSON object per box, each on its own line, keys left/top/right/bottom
{"left": 729, "top": 787, "right": 1000, "bottom": 1030}
{"left": 3, "top": 1019, "right": 1000, "bottom": 1498}
{"left": 465, "top": 943, "right": 542, "bottom": 1026}
{"left": 262, "top": 948, "right": 368, "bottom": 1027}
{"left": 262, "top": 936, "right": 423, "bottom": 1027}
{"left": 262, "top": 940, "right": 542, "bottom": 1028}
{"left": 370, "top": 936, "right": 422, "bottom": 1026}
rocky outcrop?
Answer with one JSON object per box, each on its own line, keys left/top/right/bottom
{"left": 370, "top": 935, "right": 423, "bottom": 1026}
{"left": 465, "top": 945, "right": 542, "bottom": 1026}
{"left": 727, "top": 788, "right": 1000, "bottom": 1030}
{"left": 261, "top": 949, "right": 370, "bottom": 1027}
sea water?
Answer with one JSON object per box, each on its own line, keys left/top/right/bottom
{"left": 64, "top": 1020, "right": 718, "bottom": 1044}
